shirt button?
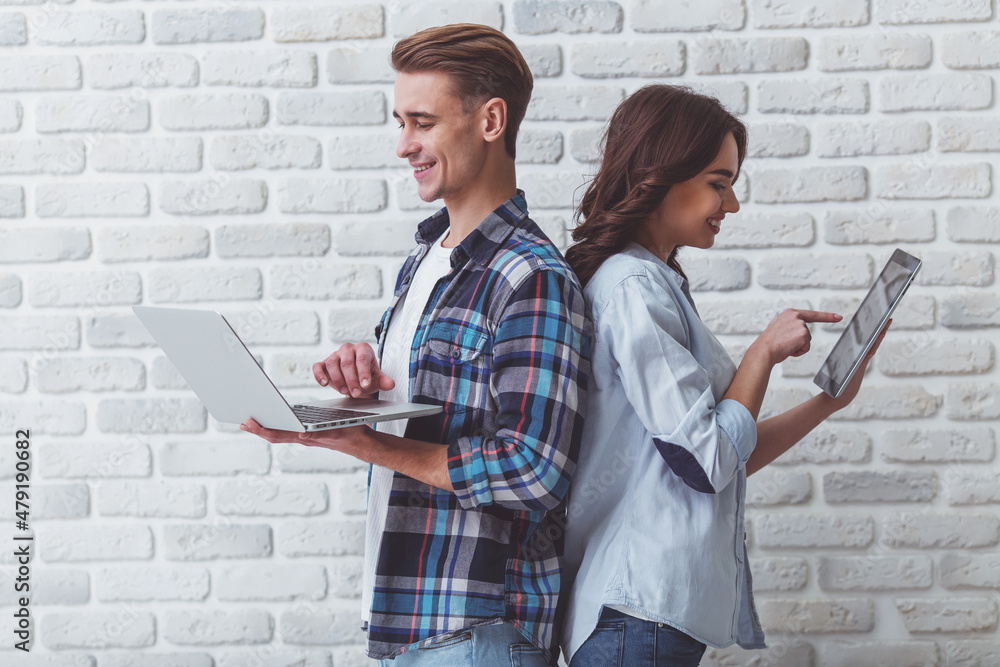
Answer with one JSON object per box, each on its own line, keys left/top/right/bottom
{"left": 451, "top": 349, "right": 461, "bottom": 359}
{"left": 657, "top": 623, "right": 664, "bottom": 628}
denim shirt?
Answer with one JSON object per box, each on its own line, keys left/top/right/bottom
{"left": 561, "top": 243, "right": 765, "bottom": 660}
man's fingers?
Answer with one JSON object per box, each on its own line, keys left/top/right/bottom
{"left": 339, "top": 350, "right": 362, "bottom": 397}
{"left": 312, "top": 360, "right": 332, "bottom": 388}
{"left": 355, "top": 343, "right": 376, "bottom": 391}
{"left": 794, "top": 309, "right": 843, "bottom": 323}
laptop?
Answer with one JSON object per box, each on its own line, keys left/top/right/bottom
{"left": 133, "top": 306, "right": 442, "bottom": 432}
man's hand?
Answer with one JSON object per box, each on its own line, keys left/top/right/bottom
{"left": 240, "top": 417, "right": 372, "bottom": 450}
{"left": 313, "top": 342, "right": 396, "bottom": 398}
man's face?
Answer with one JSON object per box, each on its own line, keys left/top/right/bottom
{"left": 393, "top": 71, "right": 485, "bottom": 203}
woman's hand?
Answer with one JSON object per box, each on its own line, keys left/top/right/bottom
{"left": 823, "top": 319, "right": 892, "bottom": 412}
{"left": 753, "top": 308, "right": 843, "bottom": 366}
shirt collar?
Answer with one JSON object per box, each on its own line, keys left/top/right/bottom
{"left": 414, "top": 190, "right": 529, "bottom": 267}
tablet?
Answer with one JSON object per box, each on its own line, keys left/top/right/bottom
{"left": 813, "top": 249, "right": 922, "bottom": 398}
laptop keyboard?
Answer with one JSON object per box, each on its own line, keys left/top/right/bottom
{"left": 291, "top": 405, "right": 378, "bottom": 424}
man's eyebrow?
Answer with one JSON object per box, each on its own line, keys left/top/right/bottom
{"left": 391, "top": 110, "right": 440, "bottom": 121}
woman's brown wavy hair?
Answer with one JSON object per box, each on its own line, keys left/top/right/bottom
{"left": 566, "top": 85, "right": 748, "bottom": 286}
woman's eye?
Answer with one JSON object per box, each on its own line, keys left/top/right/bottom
{"left": 711, "top": 182, "right": 726, "bottom": 191}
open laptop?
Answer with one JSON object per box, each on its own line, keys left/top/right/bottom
{"left": 133, "top": 306, "right": 442, "bottom": 432}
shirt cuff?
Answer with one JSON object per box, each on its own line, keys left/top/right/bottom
{"left": 716, "top": 398, "right": 757, "bottom": 464}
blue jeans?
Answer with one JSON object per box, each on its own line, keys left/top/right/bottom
{"left": 570, "top": 607, "right": 707, "bottom": 667}
{"left": 377, "top": 622, "right": 550, "bottom": 666}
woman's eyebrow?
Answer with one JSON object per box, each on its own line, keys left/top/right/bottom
{"left": 708, "top": 168, "right": 734, "bottom": 178}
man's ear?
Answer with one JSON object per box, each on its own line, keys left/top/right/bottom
{"left": 481, "top": 97, "right": 507, "bottom": 145}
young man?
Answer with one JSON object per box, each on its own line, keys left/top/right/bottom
{"left": 242, "top": 24, "right": 590, "bottom": 665}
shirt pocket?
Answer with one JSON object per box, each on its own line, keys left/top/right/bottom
{"left": 426, "top": 321, "right": 491, "bottom": 365}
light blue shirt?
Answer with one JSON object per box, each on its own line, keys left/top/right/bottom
{"left": 561, "top": 243, "right": 765, "bottom": 661}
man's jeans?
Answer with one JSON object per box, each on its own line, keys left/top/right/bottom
{"left": 377, "top": 622, "right": 550, "bottom": 666}
{"left": 570, "top": 607, "right": 707, "bottom": 667}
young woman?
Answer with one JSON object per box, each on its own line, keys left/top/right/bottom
{"left": 559, "top": 85, "right": 887, "bottom": 665}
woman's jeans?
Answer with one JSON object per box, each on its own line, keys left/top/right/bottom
{"left": 570, "top": 607, "right": 707, "bottom": 667}
{"left": 377, "top": 622, "right": 550, "bottom": 666}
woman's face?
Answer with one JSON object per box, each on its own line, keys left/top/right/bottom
{"left": 641, "top": 132, "right": 742, "bottom": 257}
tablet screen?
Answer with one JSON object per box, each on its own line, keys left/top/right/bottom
{"left": 814, "top": 250, "right": 921, "bottom": 398}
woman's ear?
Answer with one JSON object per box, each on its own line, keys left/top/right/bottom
{"left": 482, "top": 97, "right": 507, "bottom": 145}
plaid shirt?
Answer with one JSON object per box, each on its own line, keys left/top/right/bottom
{"left": 367, "top": 192, "right": 590, "bottom": 663}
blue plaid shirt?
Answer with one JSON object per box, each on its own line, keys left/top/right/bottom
{"left": 367, "top": 192, "right": 590, "bottom": 663}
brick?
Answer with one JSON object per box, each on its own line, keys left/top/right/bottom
{"left": 750, "top": 557, "right": 807, "bottom": 592}
{"left": 39, "top": 440, "right": 151, "bottom": 478}
{"left": 824, "top": 471, "right": 937, "bottom": 503}
{"left": 877, "top": 163, "right": 991, "bottom": 200}
{"left": 0, "top": 55, "right": 80, "bottom": 91}
{"left": 160, "top": 178, "right": 267, "bottom": 216}
{"left": 700, "top": 300, "right": 811, "bottom": 335}
{"left": 747, "top": 122, "right": 809, "bottom": 157}
{"left": 327, "top": 45, "right": 393, "bottom": 84}
{"left": 328, "top": 558, "right": 364, "bottom": 599}
{"left": 99, "top": 481, "right": 206, "bottom": 519}
{"left": 267, "top": 353, "right": 323, "bottom": 388}
{"left": 817, "top": 33, "right": 931, "bottom": 71}
{"left": 941, "top": 116, "right": 1000, "bottom": 153}
{"left": 941, "top": 554, "right": 1000, "bottom": 589}
{"left": 881, "top": 73, "right": 992, "bottom": 111}
{"left": 160, "top": 440, "right": 269, "bottom": 476}
{"left": 882, "top": 427, "right": 994, "bottom": 463}
{"left": 272, "top": 5, "right": 383, "bottom": 42}
{"left": 160, "top": 93, "right": 268, "bottom": 130}
{"left": 878, "top": 0, "right": 992, "bottom": 24}
{"left": 943, "top": 31, "right": 1000, "bottom": 69}
{"left": 33, "top": 569, "right": 89, "bottom": 605}
{"left": 746, "top": 470, "right": 811, "bottom": 506}
{"left": 0, "top": 99, "right": 20, "bottom": 131}
{"left": 0, "top": 358, "right": 26, "bottom": 392}
{"left": 694, "top": 37, "right": 806, "bottom": 74}
{"left": 0, "top": 656, "right": 95, "bottom": 667}
{"left": 331, "top": 220, "right": 415, "bottom": 256}
{"left": 327, "top": 133, "right": 398, "bottom": 169}
{"left": 279, "top": 608, "right": 364, "bottom": 645}
{"left": 946, "top": 469, "right": 1000, "bottom": 504}
{"left": 164, "top": 524, "right": 272, "bottom": 561}
{"left": 338, "top": 471, "right": 368, "bottom": 515}
{"left": 35, "top": 10, "right": 144, "bottom": 45}
{"left": 96, "top": 566, "right": 209, "bottom": 602}
{"left": 98, "top": 225, "right": 209, "bottom": 263}
{"left": 631, "top": 0, "right": 745, "bottom": 31}
{"left": 0, "top": 315, "right": 80, "bottom": 351}
{"left": 0, "top": 400, "right": 85, "bottom": 434}
{"left": 571, "top": 39, "right": 684, "bottom": 78}
{"left": 948, "top": 381, "right": 1000, "bottom": 421}
{"left": 394, "top": 177, "right": 441, "bottom": 211}
{"left": 0, "top": 184, "right": 23, "bottom": 217}
{"left": 0, "top": 226, "right": 90, "bottom": 262}
{"left": 0, "top": 12, "right": 25, "bottom": 45}
{"left": 224, "top": 309, "right": 320, "bottom": 346}
{"left": 526, "top": 171, "right": 588, "bottom": 209}
{"left": 218, "top": 653, "right": 333, "bottom": 667}
{"left": 824, "top": 208, "right": 934, "bottom": 244}
{"left": 515, "top": 129, "right": 563, "bottom": 164}
{"left": 30, "top": 270, "right": 141, "bottom": 308}
{"left": 567, "top": 125, "right": 603, "bottom": 163}
{"left": 36, "top": 183, "right": 149, "bottom": 218}
{"left": 278, "top": 178, "right": 387, "bottom": 213}
{"left": 40, "top": 526, "right": 152, "bottom": 562}
{"left": 42, "top": 612, "right": 155, "bottom": 649}
{"left": 217, "top": 223, "right": 330, "bottom": 258}
{"left": 685, "top": 256, "right": 749, "bottom": 292}
{"left": 522, "top": 43, "right": 562, "bottom": 77}
{"left": 756, "top": 514, "right": 874, "bottom": 549}
{"left": 151, "top": 356, "right": 189, "bottom": 390}
{"left": 0, "top": 138, "right": 85, "bottom": 175}
{"left": 714, "top": 212, "right": 814, "bottom": 248}
{"left": 916, "top": 250, "right": 994, "bottom": 286}
{"left": 152, "top": 8, "right": 263, "bottom": 44}
{"left": 92, "top": 137, "right": 202, "bottom": 173}
{"left": 149, "top": 267, "right": 262, "bottom": 303}
{"left": 752, "top": 0, "right": 868, "bottom": 27}
{"left": 816, "top": 119, "right": 930, "bottom": 157}
{"left": 820, "top": 642, "right": 939, "bottom": 667}
{"left": 757, "top": 599, "right": 874, "bottom": 633}
{"left": 0, "top": 275, "right": 18, "bottom": 309}
{"left": 32, "top": 483, "right": 89, "bottom": 519}
{"left": 86, "top": 314, "right": 155, "bottom": 348}
{"left": 276, "top": 91, "right": 385, "bottom": 126}
{"left": 942, "top": 293, "right": 1000, "bottom": 328}
{"left": 753, "top": 166, "right": 867, "bottom": 203}
{"left": 702, "top": 643, "right": 815, "bottom": 667}
{"left": 217, "top": 480, "right": 328, "bottom": 516}
{"left": 831, "top": 385, "right": 941, "bottom": 420}
{"left": 164, "top": 610, "right": 273, "bottom": 645}
{"left": 525, "top": 85, "right": 624, "bottom": 120}
{"left": 36, "top": 95, "right": 148, "bottom": 133}
{"left": 273, "top": 444, "right": 367, "bottom": 474}
{"left": 691, "top": 81, "right": 749, "bottom": 115}
{"left": 203, "top": 51, "right": 317, "bottom": 88}
{"left": 818, "top": 556, "right": 932, "bottom": 591}
{"left": 86, "top": 53, "right": 199, "bottom": 89}
{"left": 211, "top": 135, "right": 320, "bottom": 170}
{"left": 278, "top": 521, "right": 365, "bottom": 557}
{"left": 757, "top": 252, "right": 872, "bottom": 289}
{"left": 896, "top": 598, "right": 997, "bottom": 633}
{"left": 216, "top": 564, "right": 327, "bottom": 601}
{"left": 947, "top": 641, "right": 1000, "bottom": 667}
{"left": 35, "top": 357, "right": 145, "bottom": 393}
{"left": 104, "top": 655, "right": 213, "bottom": 667}
{"left": 97, "top": 399, "right": 206, "bottom": 434}
{"left": 878, "top": 337, "right": 993, "bottom": 375}
{"left": 535, "top": 214, "right": 571, "bottom": 250}
{"left": 758, "top": 78, "right": 868, "bottom": 114}
{"left": 513, "top": 0, "right": 620, "bottom": 34}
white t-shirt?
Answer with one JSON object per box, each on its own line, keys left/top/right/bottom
{"left": 361, "top": 231, "right": 453, "bottom": 623}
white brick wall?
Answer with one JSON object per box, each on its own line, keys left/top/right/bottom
{"left": 2, "top": 2, "right": 998, "bottom": 665}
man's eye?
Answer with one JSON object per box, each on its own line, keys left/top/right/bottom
{"left": 416, "top": 123, "right": 432, "bottom": 130}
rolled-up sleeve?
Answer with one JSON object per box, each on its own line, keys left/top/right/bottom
{"left": 446, "top": 269, "right": 590, "bottom": 512}
{"left": 602, "top": 273, "right": 755, "bottom": 494}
